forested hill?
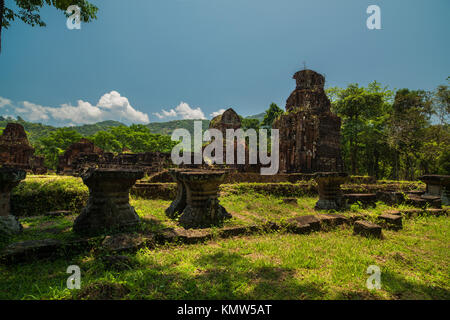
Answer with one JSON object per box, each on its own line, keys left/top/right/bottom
{"left": 0, "top": 118, "right": 125, "bottom": 144}
{"left": 146, "top": 120, "right": 210, "bottom": 136}
{"left": 0, "top": 117, "right": 260, "bottom": 142}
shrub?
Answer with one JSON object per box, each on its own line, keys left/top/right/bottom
{"left": 11, "top": 176, "right": 89, "bottom": 217}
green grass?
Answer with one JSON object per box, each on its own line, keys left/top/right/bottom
{"left": 0, "top": 192, "right": 438, "bottom": 247}
{"left": 0, "top": 192, "right": 448, "bottom": 300}
{"left": 0, "top": 215, "right": 448, "bottom": 300}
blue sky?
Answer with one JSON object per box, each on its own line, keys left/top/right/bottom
{"left": 0, "top": 0, "right": 449, "bottom": 126}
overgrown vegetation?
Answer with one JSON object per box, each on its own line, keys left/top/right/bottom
{"left": 1, "top": 193, "right": 448, "bottom": 300}
{"left": 11, "top": 176, "right": 88, "bottom": 216}
{"left": 326, "top": 79, "right": 450, "bottom": 179}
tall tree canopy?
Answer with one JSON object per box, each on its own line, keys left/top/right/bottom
{"left": 262, "top": 103, "right": 284, "bottom": 127}
{"left": 0, "top": 0, "right": 98, "bottom": 52}
{"left": 328, "top": 81, "right": 393, "bottom": 176}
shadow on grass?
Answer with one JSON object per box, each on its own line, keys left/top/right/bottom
{"left": 380, "top": 270, "right": 450, "bottom": 300}
{"left": 94, "top": 251, "right": 328, "bottom": 300}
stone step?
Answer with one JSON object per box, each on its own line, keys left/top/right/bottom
{"left": 353, "top": 220, "right": 383, "bottom": 239}
{"left": 406, "top": 194, "right": 441, "bottom": 209}
{"left": 378, "top": 214, "right": 403, "bottom": 230}
{"left": 344, "top": 193, "right": 377, "bottom": 207}
{"left": 282, "top": 198, "right": 298, "bottom": 206}
{"left": 386, "top": 208, "right": 448, "bottom": 217}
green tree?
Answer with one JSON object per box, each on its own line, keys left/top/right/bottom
{"left": 387, "top": 89, "right": 433, "bottom": 180}
{"left": 108, "top": 125, "right": 176, "bottom": 154}
{"left": 35, "top": 128, "right": 82, "bottom": 169}
{"left": 0, "top": 0, "right": 98, "bottom": 52}
{"left": 262, "top": 103, "right": 283, "bottom": 127}
{"left": 433, "top": 77, "right": 450, "bottom": 126}
{"left": 88, "top": 131, "right": 122, "bottom": 153}
{"left": 328, "top": 81, "right": 393, "bottom": 176}
{"left": 240, "top": 117, "right": 260, "bottom": 131}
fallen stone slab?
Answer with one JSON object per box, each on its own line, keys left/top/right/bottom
{"left": 406, "top": 194, "right": 441, "bottom": 209}
{"left": 385, "top": 210, "right": 402, "bottom": 216}
{"left": 0, "top": 239, "right": 62, "bottom": 263}
{"left": 406, "top": 190, "right": 425, "bottom": 196}
{"left": 154, "top": 228, "right": 212, "bottom": 244}
{"left": 378, "top": 214, "right": 403, "bottom": 230}
{"left": 316, "top": 214, "right": 349, "bottom": 227}
{"left": 282, "top": 198, "right": 298, "bottom": 206}
{"left": 394, "top": 208, "right": 447, "bottom": 217}
{"left": 376, "top": 191, "right": 405, "bottom": 206}
{"left": 45, "top": 211, "right": 72, "bottom": 217}
{"left": 100, "top": 255, "right": 135, "bottom": 271}
{"left": 353, "top": 220, "right": 383, "bottom": 239}
{"left": 287, "top": 215, "right": 321, "bottom": 233}
{"left": 101, "top": 233, "right": 154, "bottom": 253}
{"left": 425, "top": 208, "right": 448, "bottom": 217}
{"left": 344, "top": 193, "right": 377, "bottom": 207}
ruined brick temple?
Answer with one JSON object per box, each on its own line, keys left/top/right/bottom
{"left": 209, "top": 108, "right": 242, "bottom": 134}
{"left": 0, "top": 123, "right": 46, "bottom": 174}
{"left": 273, "top": 70, "right": 343, "bottom": 173}
{"left": 58, "top": 138, "right": 171, "bottom": 175}
{"left": 208, "top": 108, "right": 260, "bottom": 172}
{"left": 58, "top": 139, "right": 104, "bottom": 174}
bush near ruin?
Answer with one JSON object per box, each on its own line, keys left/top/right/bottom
{"left": 11, "top": 176, "right": 88, "bottom": 216}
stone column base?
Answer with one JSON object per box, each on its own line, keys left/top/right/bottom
{"left": 314, "top": 198, "right": 345, "bottom": 211}
{"left": 0, "top": 215, "right": 23, "bottom": 238}
{"left": 179, "top": 199, "right": 232, "bottom": 229}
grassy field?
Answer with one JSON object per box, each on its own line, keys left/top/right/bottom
{"left": 0, "top": 193, "right": 449, "bottom": 300}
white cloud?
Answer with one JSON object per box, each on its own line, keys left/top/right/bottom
{"left": 2, "top": 91, "right": 150, "bottom": 125}
{"left": 153, "top": 102, "right": 206, "bottom": 120}
{"left": 0, "top": 97, "right": 12, "bottom": 108}
{"left": 210, "top": 109, "right": 226, "bottom": 118}
{"left": 15, "top": 101, "right": 50, "bottom": 121}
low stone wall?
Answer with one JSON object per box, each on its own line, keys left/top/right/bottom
{"left": 131, "top": 181, "right": 425, "bottom": 200}
{"left": 147, "top": 171, "right": 379, "bottom": 185}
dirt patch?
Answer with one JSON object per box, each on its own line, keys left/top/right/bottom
{"left": 77, "top": 282, "right": 130, "bottom": 300}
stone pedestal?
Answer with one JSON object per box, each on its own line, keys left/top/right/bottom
{"left": 419, "top": 175, "right": 450, "bottom": 206}
{"left": 73, "top": 168, "right": 144, "bottom": 235}
{"left": 314, "top": 172, "right": 348, "bottom": 210}
{"left": 166, "top": 170, "right": 231, "bottom": 229}
{"left": 0, "top": 167, "right": 26, "bottom": 238}
{"left": 165, "top": 169, "right": 187, "bottom": 219}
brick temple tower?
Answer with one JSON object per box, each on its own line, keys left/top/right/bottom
{"left": 0, "top": 123, "right": 35, "bottom": 170}
{"left": 273, "top": 69, "right": 344, "bottom": 173}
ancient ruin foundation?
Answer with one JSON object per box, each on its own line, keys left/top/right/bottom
{"left": 0, "top": 168, "right": 26, "bottom": 237}
{"left": 419, "top": 175, "right": 450, "bottom": 206}
{"left": 314, "top": 172, "right": 348, "bottom": 210}
{"left": 273, "top": 70, "right": 344, "bottom": 173}
{"left": 73, "top": 168, "right": 144, "bottom": 235}
{"left": 58, "top": 138, "right": 171, "bottom": 176}
{"left": 166, "top": 170, "right": 231, "bottom": 228}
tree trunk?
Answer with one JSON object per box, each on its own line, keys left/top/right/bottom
{"left": 394, "top": 150, "right": 399, "bottom": 181}
{"left": 0, "top": 0, "right": 4, "bottom": 53}
{"left": 374, "top": 148, "right": 380, "bottom": 179}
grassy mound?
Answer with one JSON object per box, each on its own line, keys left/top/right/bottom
{"left": 11, "top": 176, "right": 88, "bottom": 217}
